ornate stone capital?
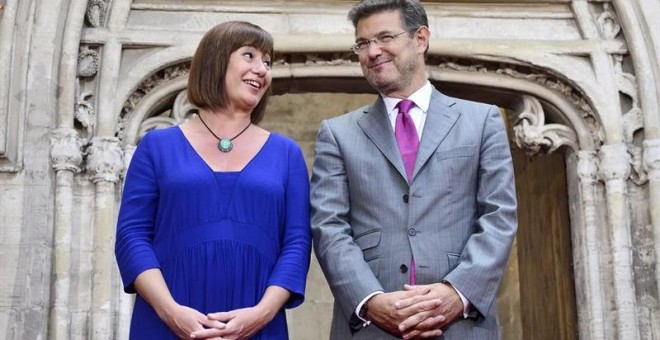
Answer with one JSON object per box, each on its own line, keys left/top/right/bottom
{"left": 50, "top": 128, "right": 83, "bottom": 173}
{"left": 577, "top": 150, "right": 599, "bottom": 185}
{"left": 86, "top": 137, "right": 123, "bottom": 183}
{"left": 599, "top": 143, "right": 631, "bottom": 193}
{"left": 643, "top": 138, "right": 660, "bottom": 182}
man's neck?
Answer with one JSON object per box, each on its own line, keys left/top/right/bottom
{"left": 381, "top": 77, "right": 428, "bottom": 99}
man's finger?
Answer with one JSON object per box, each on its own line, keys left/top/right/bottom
{"left": 402, "top": 328, "right": 421, "bottom": 339}
{"left": 415, "top": 313, "right": 445, "bottom": 330}
{"left": 399, "top": 309, "right": 429, "bottom": 332}
{"left": 416, "top": 329, "right": 443, "bottom": 338}
{"left": 403, "top": 284, "right": 431, "bottom": 294}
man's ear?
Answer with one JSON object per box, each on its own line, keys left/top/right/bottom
{"left": 415, "top": 26, "right": 430, "bottom": 54}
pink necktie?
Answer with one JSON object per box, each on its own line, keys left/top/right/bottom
{"left": 394, "top": 99, "right": 419, "bottom": 285}
{"left": 395, "top": 100, "right": 419, "bottom": 180}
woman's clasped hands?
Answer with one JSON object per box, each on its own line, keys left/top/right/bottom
{"left": 189, "top": 305, "right": 272, "bottom": 340}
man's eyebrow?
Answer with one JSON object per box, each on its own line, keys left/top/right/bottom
{"left": 356, "top": 30, "right": 395, "bottom": 40}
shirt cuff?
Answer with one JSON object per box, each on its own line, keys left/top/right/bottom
{"left": 355, "top": 291, "right": 384, "bottom": 326}
{"left": 445, "top": 282, "right": 470, "bottom": 318}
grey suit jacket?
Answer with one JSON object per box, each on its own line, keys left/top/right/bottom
{"left": 310, "top": 87, "right": 518, "bottom": 339}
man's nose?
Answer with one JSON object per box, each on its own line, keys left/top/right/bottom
{"left": 366, "top": 42, "right": 383, "bottom": 58}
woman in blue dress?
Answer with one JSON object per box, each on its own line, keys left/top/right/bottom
{"left": 115, "top": 21, "right": 311, "bottom": 340}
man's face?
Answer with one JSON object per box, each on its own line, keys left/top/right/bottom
{"left": 355, "top": 10, "right": 425, "bottom": 97}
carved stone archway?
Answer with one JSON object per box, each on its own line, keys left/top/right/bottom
{"left": 114, "top": 51, "right": 600, "bottom": 338}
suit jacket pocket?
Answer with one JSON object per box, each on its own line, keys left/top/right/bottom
{"left": 436, "top": 145, "right": 477, "bottom": 161}
{"left": 447, "top": 252, "right": 461, "bottom": 271}
{"left": 354, "top": 229, "right": 381, "bottom": 262}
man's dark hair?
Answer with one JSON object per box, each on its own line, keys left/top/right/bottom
{"left": 348, "top": 0, "right": 428, "bottom": 33}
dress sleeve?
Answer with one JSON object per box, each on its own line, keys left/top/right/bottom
{"left": 266, "top": 142, "right": 311, "bottom": 309}
{"left": 114, "top": 133, "right": 161, "bottom": 293}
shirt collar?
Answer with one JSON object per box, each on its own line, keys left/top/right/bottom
{"left": 382, "top": 81, "right": 432, "bottom": 114}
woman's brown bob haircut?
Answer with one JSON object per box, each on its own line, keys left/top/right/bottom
{"left": 188, "top": 21, "right": 274, "bottom": 124}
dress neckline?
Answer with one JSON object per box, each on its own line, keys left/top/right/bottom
{"left": 175, "top": 126, "right": 273, "bottom": 173}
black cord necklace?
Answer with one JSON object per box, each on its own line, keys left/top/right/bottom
{"left": 198, "top": 114, "right": 251, "bottom": 153}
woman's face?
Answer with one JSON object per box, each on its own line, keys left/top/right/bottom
{"left": 224, "top": 46, "right": 272, "bottom": 113}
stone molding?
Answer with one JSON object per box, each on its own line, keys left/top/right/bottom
{"left": 0, "top": 0, "right": 29, "bottom": 172}
{"left": 118, "top": 54, "right": 600, "bottom": 149}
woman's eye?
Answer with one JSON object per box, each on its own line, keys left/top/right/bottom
{"left": 263, "top": 60, "right": 272, "bottom": 68}
{"left": 242, "top": 52, "right": 253, "bottom": 60}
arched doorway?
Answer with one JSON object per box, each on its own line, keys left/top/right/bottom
{"left": 119, "top": 67, "right": 581, "bottom": 338}
{"left": 262, "top": 82, "right": 579, "bottom": 339}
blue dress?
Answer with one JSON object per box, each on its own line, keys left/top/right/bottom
{"left": 115, "top": 126, "right": 311, "bottom": 339}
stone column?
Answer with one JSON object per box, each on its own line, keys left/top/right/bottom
{"left": 87, "top": 136, "right": 123, "bottom": 339}
{"left": 643, "top": 139, "right": 660, "bottom": 303}
{"left": 576, "top": 150, "right": 606, "bottom": 339}
{"left": 612, "top": 0, "right": 660, "bottom": 304}
{"left": 598, "top": 143, "right": 639, "bottom": 339}
{"left": 49, "top": 0, "right": 89, "bottom": 337}
{"left": 49, "top": 128, "right": 83, "bottom": 340}
{"left": 116, "top": 144, "right": 136, "bottom": 340}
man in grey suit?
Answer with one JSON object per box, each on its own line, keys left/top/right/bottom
{"left": 310, "top": 0, "right": 518, "bottom": 339}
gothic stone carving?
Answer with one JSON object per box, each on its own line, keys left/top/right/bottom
{"left": 120, "top": 54, "right": 601, "bottom": 155}
{"left": 85, "top": 0, "right": 107, "bottom": 28}
{"left": 597, "top": 3, "right": 622, "bottom": 40}
{"left": 77, "top": 47, "right": 99, "bottom": 78}
{"left": 643, "top": 139, "right": 660, "bottom": 182}
{"left": 86, "top": 137, "right": 123, "bottom": 183}
{"left": 137, "top": 90, "right": 198, "bottom": 141}
{"left": 118, "top": 62, "right": 191, "bottom": 140}
{"left": 513, "top": 95, "right": 579, "bottom": 155}
{"left": 75, "top": 91, "right": 96, "bottom": 138}
{"left": 50, "top": 128, "right": 83, "bottom": 172}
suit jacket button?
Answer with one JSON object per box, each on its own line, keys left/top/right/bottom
{"left": 400, "top": 264, "right": 408, "bottom": 273}
{"left": 403, "top": 194, "right": 409, "bottom": 203}
{"left": 408, "top": 227, "right": 417, "bottom": 236}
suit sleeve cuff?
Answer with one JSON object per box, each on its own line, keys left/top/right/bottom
{"left": 445, "top": 282, "right": 471, "bottom": 318}
{"left": 355, "top": 291, "right": 384, "bottom": 326}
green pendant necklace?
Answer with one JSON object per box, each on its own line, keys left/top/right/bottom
{"left": 198, "top": 114, "right": 251, "bottom": 153}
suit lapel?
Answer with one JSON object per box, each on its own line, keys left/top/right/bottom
{"left": 412, "top": 89, "right": 461, "bottom": 180}
{"left": 357, "top": 98, "right": 408, "bottom": 181}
